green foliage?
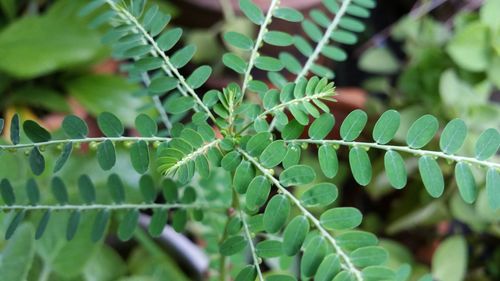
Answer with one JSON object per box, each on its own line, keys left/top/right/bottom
{"left": 0, "top": 1, "right": 498, "bottom": 281}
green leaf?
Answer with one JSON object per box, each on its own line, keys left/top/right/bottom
{"left": 246, "top": 176, "right": 271, "bottom": 211}
{"left": 486, "top": 168, "right": 500, "bottom": 209}
{"left": 165, "top": 96, "right": 195, "bottom": 114}
{"left": 223, "top": 53, "right": 247, "bottom": 74}
{"left": 279, "top": 165, "right": 316, "bottom": 187}
{"left": 301, "top": 236, "right": 327, "bottom": 277}
{"left": 130, "top": 141, "right": 150, "bottom": 174}
{"left": 187, "top": 65, "right": 212, "bottom": 89}
{"left": 221, "top": 151, "right": 242, "bottom": 171}
{"left": 78, "top": 175, "right": 96, "bottom": 205}
{"left": 263, "top": 195, "right": 290, "bottom": 233}
{"left": 118, "top": 209, "right": 139, "bottom": 241}
{"left": 149, "top": 208, "right": 168, "bottom": 237}
{"left": 315, "top": 254, "right": 341, "bottom": 281}
{"left": 26, "top": 179, "right": 40, "bottom": 205}
{"left": 267, "top": 275, "right": 297, "bottom": 281}
{"left": 359, "top": 47, "right": 399, "bottom": 74}
{"left": 234, "top": 160, "right": 255, "bottom": 194}
{"left": 29, "top": 147, "right": 45, "bottom": 176}
{"left": 224, "top": 31, "right": 254, "bottom": 50}
{"left": 263, "top": 31, "right": 293, "bottom": 46}
{"left": 320, "top": 207, "right": 362, "bottom": 230}
{"left": 273, "top": 7, "right": 304, "bottom": 22}
{"left": 283, "top": 144, "right": 301, "bottom": 169}
{"left": 301, "top": 183, "right": 338, "bottom": 207}
{"left": 53, "top": 142, "right": 73, "bottom": 173}
{"left": 5, "top": 211, "right": 25, "bottom": 239}
{"left": 0, "top": 224, "right": 34, "bottom": 280}
{"left": 282, "top": 120, "right": 305, "bottom": 140}
{"left": 62, "top": 115, "right": 88, "bottom": 139}
{"left": 259, "top": 140, "right": 287, "bottom": 168}
{"left": 171, "top": 45, "right": 196, "bottom": 68}
{"left": 372, "top": 109, "right": 400, "bottom": 144}
{"left": 135, "top": 114, "right": 157, "bottom": 137}
{"left": 10, "top": 113, "right": 19, "bottom": 145}
{"left": 349, "top": 147, "right": 372, "bottom": 186}
{"left": 108, "top": 174, "right": 125, "bottom": 204}
{"left": 406, "top": 115, "right": 439, "bottom": 149}
{"left": 308, "top": 113, "right": 334, "bottom": 140}
{"left": 446, "top": 22, "right": 489, "bottom": 72}
{"left": 66, "top": 211, "right": 80, "bottom": 241}
{"left": 220, "top": 235, "right": 247, "bottom": 256}
{"left": 256, "top": 240, "right": 283, "bottom": 258}
{"left": 91, "top": 210, "right": 110, "bottom": 242}
{"left": 235, "top": 265, "right": 257, "bottom": 281}
{"left": 149, "top": 76, "right": 178, "bottom": 94}
{"left": 418, "top": 156, "right": 444, "bottom": 198}
{"left": 51, "top": 177, "right": 68, "bottom": 205}
{"left": 246, "top": 132, "right": 272, "bottom": 156}
{"left": 0, "top": 10, "right": 102, "bottom": 78}
{"left": 350, "top": 246, "right": 388, "bottom": 267}
{"left": 340, "top": 109, "right": 367, "bottom": 141}
{"left": 318, "top": 145, "right": 339, "bottom": 179}
{"left": 97, "top": 140, "right": 116, "bottom": 171}
{"left": 336, "top": 231, "right": 378, "bottom": 251}
{"left": 23, "top": 120, "right": 51, "bottom": 143}
{"left": 239, "top": 0, "right": 265, "bottom": 25}
{"left": 35, "top": 211, "right": 50, "bottom": 239}
{"left": 474, "top": 128, "right": 500, "bottom": 160}
{"left": 455, "top": 162, "right": 477, "bottom": 204}
{"left": 0, "top": 179, "right": 15, "bottom": 206}
{"left": 254, "top": 56, "right": 283, "bottom": 72}
{"left": 432, "top": 236, "right": 467, "bottom": 281}
{"left": 384, "top": 150, "right": 407, "bottom": 189}
{"left": 157, "top": 27, "right": 182, "bottom": 51}
{"left": 282, "top": 215, "right": 309, "bottom": 256}
{"left": 362, "top": 266, "right": 395, "bottom": 280}
{"left": 439, "top": 119, "right": 467, "bottom": 155}
{"left": 97, "top": 112, "right": 124, "bottom": 137}
{"left": 139, "top": 175, "right": 156, "bottom": 203}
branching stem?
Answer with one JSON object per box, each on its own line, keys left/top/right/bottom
{"left": 286, "top": 139, "right": 500, "bottom": 169}
{"left": 161, "top": 139, "right": 221, "bottom": 175}
{"left": 241, "top": 0, "right": 280, "bottom": 95}
{"left": 237, "top": 148, "right": 364, "bottom": 281}
{"left": 295, "top": 0, "right": 352, "bottom": 82}
{"left": 0, "top": 136, "right": 170, "bottom": 150}
{"left": 105, "top": 0, "right": 217, "bottom": 123}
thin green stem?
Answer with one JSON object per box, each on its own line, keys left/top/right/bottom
{"left": 286, "top": 139, "right": 500, "bottom": 170}
{"left": 161, "top": 139, "right": 221, "bottom": 175}
{"left": 237, "top": 148, "right": 364, "bottom": 281}
{"left": 236, "top": 90, "right": 334, "bottom": 135}
{"left": 0, "top": 203, "right": 220, "bottom": 212}
{"left": 295, "top": 0, "right": 352, "bottom": 82}
{"left": 0, "top": 136, "right": 170, "bottom": 150}
{"left": 105, "top": 0, "right": 217, "bottom": 123}
{"left": 241, "top": 0, "right": 280, "bottom": 95}
{"left": 141, "top": 72, "right": 173, "bottom": 133}
{"left": 239, "top": 210, "right": 264, "bottom": 281}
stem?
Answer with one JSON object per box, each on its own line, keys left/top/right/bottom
{"left": 105, "top": 0, "right": 217, "bottom": 123}
{"left": 162, "top": 139, "right": 221, "bottom": 175}
{"left": 0, "top": 136, "right": 170, "bottom": 150}
{"left": 236, "top": 90, "right": 334, "bottom": 135}
{"left": 38, "top": 264, "right": 51, "bottom": 281}
{"left": 241, "top": 0, "right": 280, "bottom": 95}
{"left": 286, "top": 139, "right": 500, "bottom": 170}
{"left": 0, "top": 203, "right": 220, "bottom": 212}
{"left": 237, "top": 148, "right": 364, "bottom": 281}
{"left": 141, "top": 72, "right": 173, "bottom": 133}
{"left": 239, "top": 210, "right": 264, "bottom": 281}
{"left": 295, "top": 0, "right": 352, "bottom": 82}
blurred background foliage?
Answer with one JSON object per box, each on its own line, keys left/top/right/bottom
{"left": 0, "top": 0, "right": 499, "bottom": 281}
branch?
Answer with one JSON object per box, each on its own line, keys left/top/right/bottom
{"left": 0, "top": 136, "right": 170, "bottom": 150}
{"left": 286, "top": 139, "right": 500, "bottom": 170}
{"left": 295, "top": 0, "right": 352, "bottom": 82}
{"left": 239, "top": 210, "right": 264, "bottom": 281}
{"left": 241, "top": 0, "right": 280, "bottom": 95}
{"left": 0, "top": 203, "right": 224, "bottom": 212}
{"left": 105, "top": 0, "right": 217, "bottom": 122}
{"left": 237, "top": 148, "right": 364, "bottom": 281}
{"left": 160, "top": 139, "right": 221, "bottom": 175}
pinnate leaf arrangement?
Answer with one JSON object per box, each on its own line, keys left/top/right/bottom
{"left": 0, "top": 0, "right": 499, "bottom": 280}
